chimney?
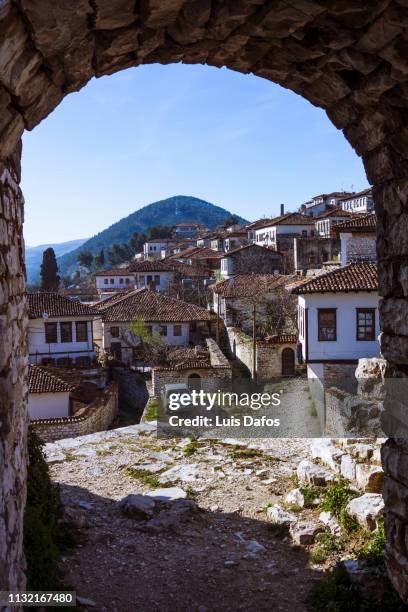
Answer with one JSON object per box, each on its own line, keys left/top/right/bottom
{"left": 280, "top": 203, "right": 285, "bottom": 215}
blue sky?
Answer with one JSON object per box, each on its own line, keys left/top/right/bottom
{"left": 22, "top": 63, "right": 369, "bottom": 246}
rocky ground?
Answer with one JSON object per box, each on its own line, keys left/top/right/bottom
{"left": 46, "top": 414, "right": 386, "bottom": 612}
{"left": 46, "top": 424, "right": 326, "bottom": 611}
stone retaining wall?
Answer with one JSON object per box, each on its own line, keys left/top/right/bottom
{"left": 31, "top": 382, "right": 118, "bottom": 443}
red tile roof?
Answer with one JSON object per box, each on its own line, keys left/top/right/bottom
{"left": 221, "top": 244, "right": 283, "bottom": 258}
{"left": 28, "top": 365, "right": 75, "bottom": 394}
{"left": 291, "top": 263, "right": 378, "bottom": 294}
{"left": 214, "top": 274, "right": 296, "bottom": 297}
{"left": 332, "top": 213, "right": 377, "bottom": 233}
{"left": 97, "top": 288, "right": 213, "bottom": 322}
{"left": 255, "top": 212, "right": 315, "bottom": 229}
{"left": 338, "top": 188, "right": 372, "bottom": 201}
{"left": 94, "top": 268, "right": 134, "bottom": 276}
{"left": 28, "top": 293, "right": 100, "bottom": 319}
{"left": 315, "top": 208, "right": 354, "bottom": 220}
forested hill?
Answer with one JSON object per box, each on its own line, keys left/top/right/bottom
{"left": 57, "top": 195, "right": 248, "bottom": 275}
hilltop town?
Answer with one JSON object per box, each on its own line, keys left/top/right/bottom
{"left": 28, "top": 186, "right": 377, "bottom": 435}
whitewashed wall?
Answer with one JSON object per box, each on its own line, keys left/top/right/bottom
{"left": 28, "top": 317, "right": 96, "bottom": 364}
{"left": 298, "top": 292, "right": 380, "bottom": 362}
{"left": 96, "top": 275, "right": 134, "bottom": 290}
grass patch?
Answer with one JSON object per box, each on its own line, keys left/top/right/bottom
{"left": 300, "top": 484, "right": 321, "bottom": 508}
{"left": 183, "top": 439, "right": 199, "bottom": 456}
{"left": 229, "top": 447, "right": 264, "bottom": 459}
{"left": 290, "top": 472, "right": 299, "bottom": 487}
{"left": 310, "top": 400, "right": 318, "bottom": 417}
{"left": 185, "top": 485, "right": 199, "bottom": 499}
{"left": 145, "top": 399, "right": 159, "bottom": 422}
{"left": 62, "top": 451, "right": 78, "bottom": 462}
{"left": 123, "top": 466, "right": 164, "bottom": 488}
{"left": 310, "top": 533, "right": 345, "bottom": 565}
{"left": 96, "top": 449, "right": 112, "bottom": 457}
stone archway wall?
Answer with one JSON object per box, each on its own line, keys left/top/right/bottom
{"left": 1, "top": 0, "right": 408, "bottom": 597}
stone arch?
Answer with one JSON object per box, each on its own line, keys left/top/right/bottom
{"left": 1, "top": 0, "right": 408, "bottom": 598}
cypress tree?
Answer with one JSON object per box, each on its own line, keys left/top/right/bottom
{"left": 40, "top": 248, "right": 60, "bottom": 292}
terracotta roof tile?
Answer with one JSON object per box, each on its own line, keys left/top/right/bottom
{"left": 97, "top": 288, "right": 213, "bottom": 322}
{"left": 221, "top": 244, "right": 283, "bottom": 258}
{"left": 214, "top": 273, "right": 296, "bottom": 297}
{"left": 28, "top": 365, "right": 75, "bottom": 394}
{"left": 332, "top": 213, "right": 376, "bottom": 233}
{"left": 256, "top": 212, "right": 315, "bottom": 230}
{"left": 28, "top": 293, "right": 100, "bottom": 319}
{"left": 291, "top": 263, "right": 378, "bottom": 294}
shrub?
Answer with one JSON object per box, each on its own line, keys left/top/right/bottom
{"left": 320, "top": 478, "right": 358, "bottom": 518}
{"left": 24, "top": 428, "right": 63, "bottom": 590}
{"left": 359, "top": 520, "right": 386, "bottom": 567}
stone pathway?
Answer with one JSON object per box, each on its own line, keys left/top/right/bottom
{"left": 46, "top": 424, "right": 324, "bottom": 611}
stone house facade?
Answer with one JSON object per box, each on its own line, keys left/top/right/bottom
{"left": 219, "top": 244, "right": 283, "bottom": 278}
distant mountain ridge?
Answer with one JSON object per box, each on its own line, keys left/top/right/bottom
{"left": 57, "top": 195, "right": 248, "bottom": 276}
{"left": 26, "top": 238, "right": 88, "bottom": 284}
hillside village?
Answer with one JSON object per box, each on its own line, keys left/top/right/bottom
{"left": 28, "top": 187, "right": 378, "bottom": 434}
{"left": 27, "top": 188, "right": 393, "bottom": 606}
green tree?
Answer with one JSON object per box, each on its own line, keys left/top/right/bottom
{"left": 77, "top": 250, "right": 93, "bottom": 269}
{"left": 40, "top": 248, "right": 60, "bottom": 292}
{"left": 147, "top": 225, "right": 174, "bottom": 240}
{"left": 130, "top": 318, "right": 168, "bottom": 366}
{"left": 94, "top": 249, "right": 105, "bottom": 269}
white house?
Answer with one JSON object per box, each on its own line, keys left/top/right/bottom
{"left": 94, "top": 268, "right": 135, "bottom": 297}
{"left": 314, "top": 208, "right": 353, "bottom": 238}
{"left": 28, "top": 365, "right": 74, "bottom": 419}
{"left": 93, "top": 288, "right": 213, "bottom": 365}
{"left": 28, "top": 293, "right": 100, "bottom": 366}
{"left": 291, "top": 262, "right": 379, "bottom": 379}
{"left": 131, "top": 260, "right": 176, "bottom": 291}
{"left": 143, "top": 238, "right": 176, "bottom": 259}
{"left": 174, "top": 223, "right": 207, "bottom": 237}
{"left": 255, "top": 213, "right": 315, "bottom": 249}
{"left": 300, "top": 191, "right": 354, "bottom": 217}
{"left": 333, "top": 213, "right": 377, "bottom": 265}
{"left": 339, "top": 188, "right": 374, "bottom": 213}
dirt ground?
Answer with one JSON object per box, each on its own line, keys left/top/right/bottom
{"left": 47, "top": 423, "right": 324, "bottom": 612}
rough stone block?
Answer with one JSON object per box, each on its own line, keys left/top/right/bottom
{"left": 346, "top": 493, "right": 384, "bottom": 530}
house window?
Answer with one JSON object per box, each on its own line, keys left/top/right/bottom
{"left": 110, "top": 278, "right": 114, "bottom": 284}
{"left": 60, "top": 322, "right": 73, "bottom": 343}
{"left": 104, "top": 278, "right": 108, "bottom": 285}
{"left": 146, "top": 275, "right": 153, "bottom": 285}
{"left": 76, "top": 321, "right": 88, "bottom": 342}
{"left": 45, "top": 322, "right": 58, "bottom": 344}
{"left": 119, "top": 278, "right": 124, "bottom": 284}
{"left": 318, "top": 309, "right": 336, "bottom": 341}
{"left": 110, "top": 326, "right": 120, "bottom": 338}
{"left": 173, "top": 324, "right": 182, "bottom": 337}
{"left": 160, "top": 325, "right": 167, "bottom": 336}
{"left": 125, "top": 278, "right": 130, "bottom": 284}
{"left": 356, "top": 308, "right": 375, "bottom": 341}
{"left": 154, "top": 275, "right": 160, "bottom": 285}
